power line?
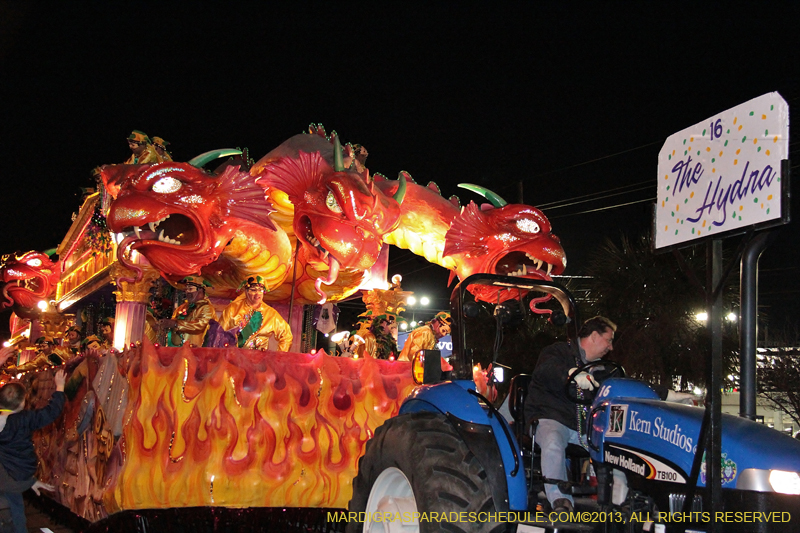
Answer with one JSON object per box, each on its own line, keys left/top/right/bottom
{"left": 528, "top": 140, "right": 662, "bottom": 181}
{"left": 548, "top": 197, "right": 656, "bottom": 219}
{"left": 540, "top": 184, "right": 655, "bottom": 211}
{"left": 537, "top": 181, "right": 652, "bottom": 209}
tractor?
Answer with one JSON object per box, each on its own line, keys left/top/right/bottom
{"left": 347, "top": 274, "right": 800, "bottom": 533}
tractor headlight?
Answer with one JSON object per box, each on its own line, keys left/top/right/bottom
{"left": 769, "top": 470, "right": 800, "bottom": 495}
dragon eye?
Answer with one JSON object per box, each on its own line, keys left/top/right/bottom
{"left": 516, "top": 219, "right": 540, "bottom": 234}
{"left": 326, "top": 191, "right": 343, "bottom": 213}
{"left": 26, "top": 258, "right": 42, "bottom": 267}
{"left": 152, "top": 177, "right": 183, "bottom": 194}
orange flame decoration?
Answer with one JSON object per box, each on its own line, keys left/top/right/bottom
{"left": 107, "top": 341, "right": 414, "bottom": 511}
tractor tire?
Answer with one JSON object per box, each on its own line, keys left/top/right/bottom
{"left": 348, "top": 411, "right": 509, "bottom": 533}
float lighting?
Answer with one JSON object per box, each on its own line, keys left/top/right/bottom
{"left": 330, "top": 331, "right": 349, "bottom": 343}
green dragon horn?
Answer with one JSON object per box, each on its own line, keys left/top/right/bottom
{"left": 333, "top": 135, "right": 345, "bottom": 172}
{"left": 393, "top": 172, "right": 408, "bottom": 204}
{"left": 187, "top": 148, "right": 243, "bottom": 168}
{"left": 458, "top": 183, "right": 508, "bottom": 208}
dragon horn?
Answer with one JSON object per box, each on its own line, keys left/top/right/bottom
{"left": 458, "top": 183, "right": 508, "bottom": 208}
{"left": 333, "top": 135, "right": 345, "bottom": 171}
{"left": 187, "top": 148, "right": 243, "bottom": 168}
{"left": 393, "top": 172, "right": 408, "bottom": 204}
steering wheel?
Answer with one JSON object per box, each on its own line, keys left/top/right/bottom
{"left": 565, "top": 359, "right": 625, "bottom": 405}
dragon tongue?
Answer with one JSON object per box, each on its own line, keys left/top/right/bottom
{"left": 115, "top": 235, "right": 144, "bottom": 283}
{"left": 313, "top": 256, "right": 341, "bottom": 304}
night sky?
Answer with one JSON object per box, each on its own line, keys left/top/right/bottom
{"left": 1, "top": 3, "right": 798, "bottom": 335}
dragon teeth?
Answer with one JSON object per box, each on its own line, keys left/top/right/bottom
{"left": 134, "top": 226, "right": 141, "bottom": 239}
{"left": 148, "top": 222, "right": 156, "bottom": 232}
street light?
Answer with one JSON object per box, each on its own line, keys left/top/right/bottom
{"left": 406, "top": 294, "right": 430, "bottom": 327}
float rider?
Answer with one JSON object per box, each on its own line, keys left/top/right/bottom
{"left": 219, "top": 276, "right": 293, "bottom": 352}
{"left": 152, "top": 136, "right": 173, "bottom": 162}
{"left": 124, "top": 130, "right": 160, "bottom": 165}
{"left": 364, "top": 314, "right": 401, "bottom": 360}
{"left": 398, "top": 311, "right": 451, "bottom": 364}
{"left": 64, "top": 327, "right": 82, "bottom": 358}
{"left": 12, "top": 337, "right": 66, "bottom": 373}
{"left": 98, "top": 318, "right": 115, "bottom": 350}
{"left": 162, "top": 277, "right": 216, "bottom": 348}
{"left": 81, "top": 335, "right": 103, "bottom": 354}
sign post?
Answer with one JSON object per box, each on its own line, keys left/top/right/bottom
{"left": 655, "top": 92, "right": 790, "bottom": 528}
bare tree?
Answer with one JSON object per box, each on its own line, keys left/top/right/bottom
{"left": 758, "top": 326, "right": 800, "bottom": 428}
{"left": 580, "top": 233, "right": 738, "bottom": 390}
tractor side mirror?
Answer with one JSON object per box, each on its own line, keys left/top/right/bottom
{"left": 463, "top": 301, "right": 480, "bottom": 318}
{"left": 412, "top": 349, "right": 443, "bottom": 385}
{"left": 550, "top": 310, "right": 568, "bottom": 327}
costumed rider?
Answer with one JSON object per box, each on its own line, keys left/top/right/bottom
{"left": 398, "top": 311, "right": 452, "bottom": 365}
{"left": 219, "top": 276, "right": 292, "bottom": 351}
{"left": 363, "top": 314, "right": 401, "bottom": 360}
{"left": 98, "top": 318, "right": 115, "bottom": 350}
{"left": 124, "top": 130, "right": 160, "bottom": 165}
{"left": 524, "top": 316, "right": 697, "bottom": 514}
{"left": 12, "top": 337, "right": 67, "bottom": 373}
{"left": 81, "top": 335, "right": 103, "bottom": 354}
{"left": 64, "top": 327, "right": 82, "bottom": 357}
{"left": 161, "top": 276, "right": 216, "bottom": 348}
{"left": 152, "top": 136, "right": 173, "bottom": 162}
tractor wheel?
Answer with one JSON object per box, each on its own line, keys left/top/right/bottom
{"left": 348, "top": 411, "right": 509, "bottom": 533}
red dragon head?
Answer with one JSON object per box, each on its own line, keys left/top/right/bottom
{"left": 104, "top": 160, "right": 278, "bottom": 279}
{"left": 444, "top": 185, "right": 566, "bottom": 303}
{"left": 0, "top": 251, "right": 60, "bottom": 318}
{"left": 255, "top": 135, "right": 405, "bottom": 301}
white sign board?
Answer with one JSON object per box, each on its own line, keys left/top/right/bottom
{"left": 655, "top": 92, "right": 789, "bottom": 250}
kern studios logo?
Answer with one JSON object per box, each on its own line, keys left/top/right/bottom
{"left": 607, "top": 404, "right": 627, "bottom": 437}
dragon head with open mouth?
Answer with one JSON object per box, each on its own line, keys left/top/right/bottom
{"left": 444, "top": 185, "right": 566, "bottom": 304}
{"left": 0, "top": 251, "right": 60, "bottom": 318}
{"left": 105, "top": 160, "right": 278, "bottom": 281}
{"left": 256, "top": 137, "right": 405, "bottom": 302}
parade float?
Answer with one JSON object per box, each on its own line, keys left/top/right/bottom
{"left": 0, "top": 126, "right": 566, "bottom": 530}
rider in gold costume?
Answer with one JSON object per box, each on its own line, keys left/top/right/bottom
{"left": 163, "top": 277, "right": 216, "bottom": 348}
{"left": 219, "top": 276, "right": 292, "bottom": 351}
{"left": 398, "top": 311, "right": 451, "bottom": 362}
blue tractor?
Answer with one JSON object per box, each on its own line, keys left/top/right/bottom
{"left": 347, "top": 274, "right": 800, "bottom": 532}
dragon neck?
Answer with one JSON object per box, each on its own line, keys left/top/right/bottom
{"left": 379, "top": 181, "right": 458, "bottom": 271}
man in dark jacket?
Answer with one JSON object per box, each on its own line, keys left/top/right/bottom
{"left": 524, "top": 316, "right": 618, "bottom": 513}
{"left": 525, "top": 316, "right": 691, "bottom": 513}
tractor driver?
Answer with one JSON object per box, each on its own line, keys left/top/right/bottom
{"left": 524, "top": 316, "right": 694, "bottom": 513}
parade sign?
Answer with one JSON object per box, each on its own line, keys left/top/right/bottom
{"left": 655, "top": 92, "right": 789, "bottom": 250}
